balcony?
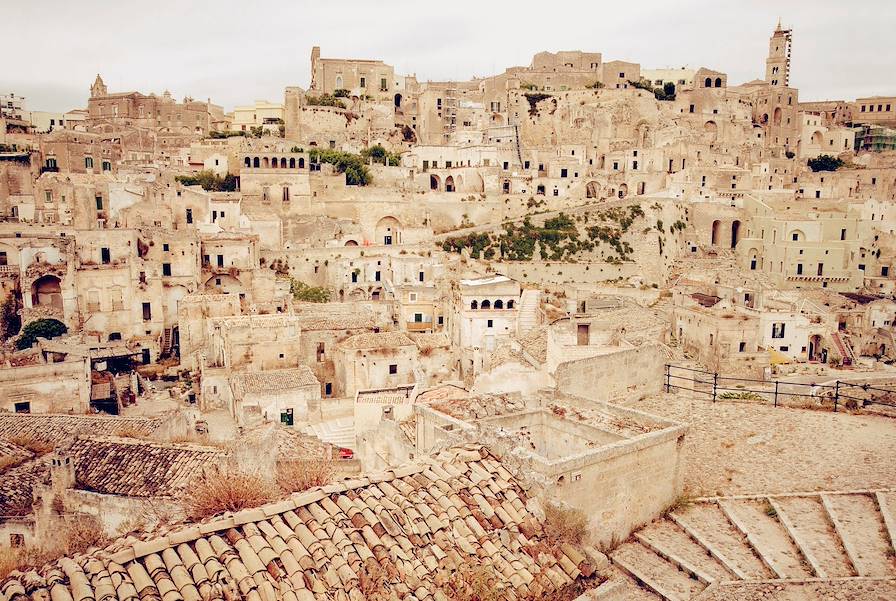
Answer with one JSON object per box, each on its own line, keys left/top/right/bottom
{"left": 0, "top": 264, "right": 19, "bottom": 278}
{"left": 40, "top": 166, "right": 59, "bottom": 174}
{"left": 406, "top": 321, "right": 433, "bottom": 332}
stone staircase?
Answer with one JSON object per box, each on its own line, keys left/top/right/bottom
{"left": 831, "top": 331, "right": 856, "bottom": 366}
{"left": 302, "top": 417, "right": 356, "bottom": 450}
{"left": 609, "top": 491, "right": 896, "bottom": 600}
{"left": 517, "top": 289, "right": 541, "bottom": 336}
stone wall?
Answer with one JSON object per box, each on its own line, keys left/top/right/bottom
{"left": 0, "top": 358, "right": 90, "bottom": 413}
{"left": 555, "top": 343, "right": 664, "bottom": 402}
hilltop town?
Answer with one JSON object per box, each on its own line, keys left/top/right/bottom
{"left": 0, "top": 21, "right": 895, "bottom": 601}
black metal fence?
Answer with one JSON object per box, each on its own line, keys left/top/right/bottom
{"left": 664, "top": 364, "right": 896, "bottom": 412}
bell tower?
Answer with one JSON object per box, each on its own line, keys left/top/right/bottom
{"left": 765, "top": 20, "right": 792, "bottom": 87}
{"left": 90, "top": 74, "right": 107, "bottom": 98}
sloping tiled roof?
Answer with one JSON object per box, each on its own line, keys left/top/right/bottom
{"left": 296, "top": 315, "right": 377, "bottom": 331}
{"left": 241, "top": 424, "right": 333, "bottom": 459}
{"left": 0, "top": 439, "right": 33, "bottom": 466}
{"left": 0, "top": 446, "right": 598, "bottom": 601}
{"left": 339, "top": 331, "right": 415, "bottom": 350}
{"left": 69, "top": 436, "right": 227, "bottom": 498}
{"left": 0, "top": 414, "right": 164, "bottom": 447}
{"left": 230, "top": 368, "right": 319, "bottom": 399}
{"left": 0, "top": 457, "right": 50, "bottom": 517}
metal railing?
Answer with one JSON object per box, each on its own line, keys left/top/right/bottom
{"left": 664, "top": 364, "right": 896, "bottom": 412}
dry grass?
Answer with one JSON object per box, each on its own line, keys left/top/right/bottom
{"left": 276, "top": 459, "right": 336, "bottom": 494}
{"left": 112, "top": 426, "right": 149, "bottom": 439}
{"left": 543, "top": 502, "right": 588, "bottom": 546}
{"left": 7, "top": 434, "right": 53, "bottom": 456}
{"left": 184, "top": 464, "right": 277, "bottom": 520}
{"left": 0, "top": 515, "right": 108, "bottom": 579}
{"left": 0, "top": 456, "right": 21, "bottom": 472}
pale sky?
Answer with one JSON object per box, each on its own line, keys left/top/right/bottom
{"left": 4, "top": 0, "right": 894, "bottom": 113}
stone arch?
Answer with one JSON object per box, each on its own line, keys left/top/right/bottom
{"left": 731, "top": 220, "right": 741, "bottom": 249}
{"left": 271, "top": 157, "right": 278, "bottom": 168}
{"left": 711, "top": 220, "right": 721, "bottom": 246}
{"left": 244, "top": 157, "right": 251, "bottom": 168}
{"left": 481, "top": 300, "right": 491, "bottom": 309}
{"left": 445, "top": 175, "right": 455, "bottom": 193}
{"left": 31, "top": 275, "right": 62, "bottom": 308}
{"left": 617, "top": 184, "right": 628, "bottom": 198}
{"left": 811, "top": 130, "right": 824, "bottom": 146}
{"left": 494, "top": 300, "right": 504, "bottom": 309}
{"left": 773, "top": 107, "right": 782, "bottom": 126}
{"left": 704, "top": 77, "right": 712, "bottom": 88}
{"left": 470, "top": 300, "right": 478, "bottom": 310}
{"left": 299, "top": 158, "right": 305, "bottom": 169}
{"left": 586, "top": 181, "right": 600, "bottom": 199}
{"left": 394, "top": 93, "right": 402, "bottom": 108}
{"left": 714, "top": 77, "right": 722, "bottom": 88}
{"left": 429, "top": 174, "right": 441, "bottom": 191}
{"left": 280, "top": 157, "right": 287, "bottom": 168}
{"left": 335, "top": 75, "right": 343, "bottom": 89}
{"left": 453, "top": 174, "right": 464, "bottom": 191}
{"left": 704, "top": 120, "right": 718, "bottom": 142}
{"left": 204, "top": 273, "right": 242, "bottom": 293}
{"left": 375, "top": 216, "right": 401, "bottom": 245}
{"left": 253, "top": 157, "right": 260, "bottom": 168}
{"left": 289, "top": 157, "right": 295, "bottom": 168}
{"left": 262, "top": 157, "right": 270, "bottom": 168}
{"left": 789, "top": 229, "right": 805, "bottom": 241}
{"left": 344, "top": 240, "right": 359, "bottom": 246}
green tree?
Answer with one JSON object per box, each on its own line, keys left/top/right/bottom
{"left": 0, "top": 294, "right": 21, "bottom": 341}
{"left": 308, "top": 149, "right": 371, "bottom": 186}
{"left": 175, "top": 170, "right": 238, "bottom": 192}
{"left": 289, "top": 279, "right": 331, "bottom": 303}
{"left": 807, "top": 154, "right": 844, "bottom": 172}
{"left": 16, "top": 318, "right": 67, "bottom": 350}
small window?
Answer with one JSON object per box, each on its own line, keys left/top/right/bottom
{"left": 100, "top": 247, "right": 111, "bottom": 264}
{"left": 487, "top": 319, "right": 493, "bottom": 328}
{"left": 388, "top": 364, "right": 397, "bottom": 375}
{"left": 325, "top": 383, "right": 333, "bottom": 396}
{"left": 95, "top": 196, "right": 103, "bottom": 210}
{"left": 739, "top": 342, "right": 746, "bottom": 352}
{"left": 85, "top": 157, "right": 94, "bottom": 169}
{"left": 14, "top": 401, "right": 30, "bottom": 414}
{"left": 162, "top": 263, "right": 171, "bottom": 276}
{"left": 163, "top": 243, "right": 170, "bottom": 251}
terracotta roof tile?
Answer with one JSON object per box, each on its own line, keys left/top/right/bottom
{"left": 2, "top": 446, "right": 599, "bottom": 600}
{"left": 339, "top": 331, "right": 415, "bottom": 350}
{"left": 230, "top": 368, "right": 319, "bottom": 399}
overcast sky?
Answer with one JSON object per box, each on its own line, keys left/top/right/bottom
{"left": 5, "top": 0, "right": 894, "bottom": 113}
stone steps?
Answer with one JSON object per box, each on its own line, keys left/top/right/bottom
{"left": 770, "top": 495, "right": 855, "bottom": 577}
{"left": 718, "top": 499, "right": 813, "bottom": 579}
{"left": 672, "top": 503, "right": 774, "bottom": 580}
{"left": 302, "top": 417, "right": 356, "bottom": 449}
{"left": 612, "top": 492, "right": 896, "bottom": 599}
{"left": 611, "top": 542, "right": 705, "bottom": 601}
{"left": 822, "top": 493, "right": 896, "bottom": 577}
{"left": 634, "top": 520, "right": 734, "bottom": 584}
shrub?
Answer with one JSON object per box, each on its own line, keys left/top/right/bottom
{"left": 290, "top": 279, "right": 331, "bottom": 303}
{"left": 305, "top": 94, "right": 347, "bottom": 109}
{"left": 360, "top": 144, "right": 401, "bottom": 166}
{"left": 308, "top": 149, "right": 371, "bottom": 185}
{"left": 543, "top": 501, "right": 588, "bottom": 545}
{"left": 16, "top": 318, "right": 67, "bottom": 350}
{"left": 175, "top": 170, "right": 238, "bottom": 192}
{"left": 807, "top": 154, "right": 843, "bottom": 172}
{"left": 184, "top": 465, "right": 277, "bottom": 520}
{"left": 276, "top": 459, "right": 335, "bottom": 493}
{"left": 207, "top": 130, "right": 246, "bottom": 139}
{"left": 524, "top": 92, "right": 552, "bottom": 115}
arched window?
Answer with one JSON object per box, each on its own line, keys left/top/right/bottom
{"left": 494, "top": 300, "right": 504, "bottom": 309}
{"left": 704, "top": 77, "right": 712, "bottom": 88}
{"left": 507, "top": 300, "right": 515, "bottom": 309}
{"left": 280, "top": 157, "right": 287, "bottom": 168}
{"left": 470, "top": 300, "right": 478, "bottom": 310}
{"left": 270, "top": 157, "right": 277, "bottom": 168}
{"left": 253, "top": 157, "right": 260, "bottom": 168}
{"left": 299, "top": 158, "right": 305, "bottom": 169}
{"left": 263, "top": 157, "right": 269, "bottom": 168}
{"left": 481, "top": 300, "right": 491, "bottom": 309}
{"left": 289, "top": 158, "right": 295, "bottom": 169}
{"left": 714, "top": 77, "right": 722, "bottom": 88}
{"left": 244, "top": 157, "right": 251, "bottom": 167}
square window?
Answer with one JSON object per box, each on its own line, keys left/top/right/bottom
{"left": 388, "top": 364, "right": 397, "bottom": 375}
{"left": 487, "top": 319, "right": 493, "bottom": 328}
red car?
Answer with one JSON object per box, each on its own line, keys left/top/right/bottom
{"left": 338, "top": 447, "right": 354, "bottom": 460}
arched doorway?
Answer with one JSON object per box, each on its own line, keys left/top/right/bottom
{"left": 31, "top": 275, "right": 62, "bottom": 308}
{"left": 375, "top": 216, "right": 401, "bottom": 245}
{"left": 704, "top": 120, "right": 718, "bottom": 142}
{"left": 445, "top": 176, "right": 455, "bottom": 192}
{"left": 773, "top": 107, "right": 782, "bottom": 126}
{"left": 429, "top": 174, "right": 441, "bottom": 191}
{"left": 617, "top": 184, "right": 628, "bottom": 198}
{"left": 711, "top": 220, "right": 721, "bottom": 246}
{"left": 394, "top": 93, "right": 402, "bottom": 108}
{"left": 809, "top": 335, "right": 822, "bottom": 361}
{"left": 586, "top": 181, "right": 600, "bottom": 199}
{"left": 731, "top": 220, "right": 741, "bottom": 249}
{"left": 344, "top": 240, "right": 359, "bottom": 247}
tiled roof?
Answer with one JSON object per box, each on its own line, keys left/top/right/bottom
{"left": 0, "top": 458, "right": 49, "bottom": 517}
{"left": 410, "top": 333, "right": 450, "bottom": 350}
{"left": 0, "top": 439, "right": 33, "bottom": 466}
{"left": 241, "top": 424, "right": 333, "bottom": 459}
{"left": 296, "top": 315, "right": 377, "bottom": 331}
{"left": 69, "top": 436, "right": 227, "bottom": 498}
{"left": 429, "top": 394, "right": 527, "bottom": 422}
{"left": 0, "top": 445, "right": 598, "bottom": 601}
{"left": 339, "top": 331, "right": 415, "bottom": 350}
{"left": 414, "top": 383, "right": 469, "bottom": 404}
{"left": 356, "top": 385, "right": 415, "bottom": 405}
{"left": 230, "top": 368, "right": 319, "bottom": 399}
{"left": 0, "top": 414, "right": 164, "bottom": 447}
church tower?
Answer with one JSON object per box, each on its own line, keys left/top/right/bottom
{"left": 90, "top": 74, "right": 107, "bottom": 98}
{"left": 765, "top": 20, "right": 792, "bottom": 87}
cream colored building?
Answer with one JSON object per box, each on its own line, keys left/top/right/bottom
{"left": 231, "top": 100, "right": 284, "bottom": 132}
